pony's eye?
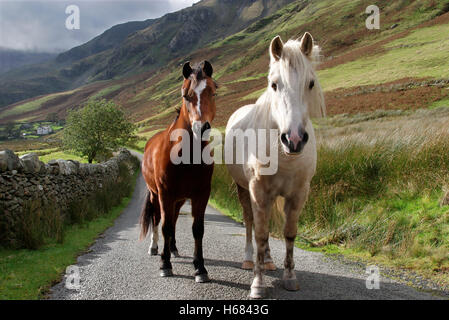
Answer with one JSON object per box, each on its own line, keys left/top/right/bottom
{"left": 309, "top": 80, "right": 315, "bottom": 90}
{"left": 271, "top": 83, "right": 278, "bottom": 91}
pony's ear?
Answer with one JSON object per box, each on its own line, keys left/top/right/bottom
{"left": 270, "top": 36, "right": 283, "bottom": 61}
{"left": 203, "top": 60, "right": 213, "bottom": 78}
{"left": 300, "top": 32, "right": 314, "bottom": 57}
{"left": 183, "top": 62, "right": 193, "bottom": 79}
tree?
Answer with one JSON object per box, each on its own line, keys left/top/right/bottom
{"left": 63, "top": 99, "right": 136, "bottom": 163}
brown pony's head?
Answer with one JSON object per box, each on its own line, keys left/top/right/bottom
{"left": 181, "top": 61, "right": 217, "bottom": 139}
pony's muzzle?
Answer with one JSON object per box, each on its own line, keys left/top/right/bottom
{"left": 201, "top": 121, "right": 211, "bottom": 136}
{"left": 281, "top": 130, "right": 309, "bottom": 154}
{"left": 193, "top": 121, "right": 211, "bottom": 139}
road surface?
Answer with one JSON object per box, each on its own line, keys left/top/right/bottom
{"left": 50, "top": 152, "right": 442, "bottom": 300}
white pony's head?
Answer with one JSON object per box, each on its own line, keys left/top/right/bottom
{"left": 265, "top": 33, "right": 325, "bottom": 155}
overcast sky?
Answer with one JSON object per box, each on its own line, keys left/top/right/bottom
{"left": 0, "top": 0, "right": 199, "bottom": 52}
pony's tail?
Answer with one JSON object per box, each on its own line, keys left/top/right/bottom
{"left": 139, "top": 191, "right": 154, "bottom": 241}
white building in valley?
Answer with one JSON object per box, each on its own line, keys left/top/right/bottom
{"left": 36, "top": 126, "right": 53, "bottom": 135}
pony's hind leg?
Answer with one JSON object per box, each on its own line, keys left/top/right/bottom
{"left": 237, "top": 185, "right": 254, "bottom": 270}
{"left": 159, "top": 194, "right": 175, "bottom": 277}
{"left": 282, "top": 184, "right": 310, "bottom": 291}
{"left": 191, "top": 195, "right": 210, "bottom": 283}
{"left": 150, "top": 192, "right": 161, "bottom": 256}
{"left": 140, "top": 190, "right": 160, "bottom": 256}
{"left": 149, "top": 225, "right": 159, "bottom": 256}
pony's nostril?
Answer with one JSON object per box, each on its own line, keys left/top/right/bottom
{"left": 201, "top": 122, "right": 211, "bottom": 133}
{"left": 302, "top": 132, "right": 309, "bottom": 144}
{"left": 281, "top": 133, "right": 289, "bottom": 146}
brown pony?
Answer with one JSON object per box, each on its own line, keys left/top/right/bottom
{"left": 140, "top": 61, "right": 217, "bottom": 283}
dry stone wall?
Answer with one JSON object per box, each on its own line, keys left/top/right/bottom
{"left": 0, "top": 149, "right": 139, "bottom": 248}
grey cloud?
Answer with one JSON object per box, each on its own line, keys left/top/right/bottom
{"left": 0, "top": 0, "right": 198, "bottom": 52}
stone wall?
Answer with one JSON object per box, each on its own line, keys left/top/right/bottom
{"left": 0, "top": 149, "right": 139, "bottom": 248}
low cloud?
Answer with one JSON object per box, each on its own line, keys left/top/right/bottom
{"left": 0, "top": 0, "right": 198, "bottom": 52}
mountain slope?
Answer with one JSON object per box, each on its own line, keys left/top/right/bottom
{"left": 56, "top": 19, "right": 156, "bottom": 64}
{"left": 0, "top": 0, "right": 296, "bottom": 109}
{"left": 0, "top": 48, "right": 56, "bottom": 74}
{"left": 1, "top": 0, "right": 448, "bottom": 128}
{"left": 0, "top": 19, "right": 156, "bottom": 109}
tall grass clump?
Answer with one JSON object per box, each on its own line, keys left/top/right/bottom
{"left": 210, "top": 110, "right": 449, "bottom": 272}
{"left": 18, "top": 200, "right": 64, "bottom": 250}
{"left": 210, "top": 164, "right": 243, "bottom": 223}
{"left": 298, "top": 121, "right": 449, "bottom": 267}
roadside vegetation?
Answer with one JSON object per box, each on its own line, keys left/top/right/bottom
{"left": 210, "top": 107, "right": 449, "bottom": 287}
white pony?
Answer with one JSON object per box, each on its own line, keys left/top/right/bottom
{"left": 224, "top": 33, "right": 325, "bottom": 299}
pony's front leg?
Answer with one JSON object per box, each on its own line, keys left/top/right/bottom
{"left": 264, "top": 242, "right": 276, "bottom": 271}
{"left": 282, "top": 184, "right": 310, "bottom": 291}
{"left": 191, "top": 196, "right": 210, "bottom": 283}
{"left": 249, "top": 180, "right": 274, "bottom": 299}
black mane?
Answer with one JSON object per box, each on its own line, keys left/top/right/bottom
{"left": 174, "top": 106, "right": 181, "bottom": 122}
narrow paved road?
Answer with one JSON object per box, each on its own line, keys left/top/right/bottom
{"left": 50, "top": 152, "right": 441, "bottom": 300}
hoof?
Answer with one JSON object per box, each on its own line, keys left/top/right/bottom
{"left": 283, "top": 279, "right": 300, "bottom": 291}
{"left": 264, "top": 261, "right": 277, "bottom": 271}
{"left": 149, "top": 248, "right": 158, "bottom": 256}
{"left": 160, "top": 269, "right": 173, "bottom": 278}
{"left": 172, "top": 251, "right": 180, "bottom": 258}
{"left": 242, "top": 261, "right": 254, "bottom": 270}
{"left": 249, "top": 286, "right": 267, "bottom": 299}
{"left": 195, "top": 274, "right": 211, "bottom": 283}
